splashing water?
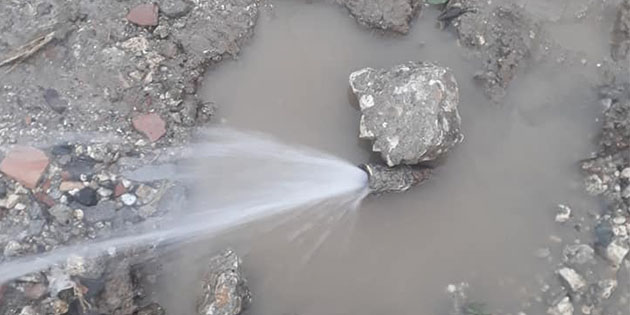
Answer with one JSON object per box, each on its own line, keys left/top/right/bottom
{"left": 0, "top": 128, "right": 369, "bottom": 283}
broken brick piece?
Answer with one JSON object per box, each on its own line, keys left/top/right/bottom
{"left": 127, "top": 3, "right": 159, "bottom": 27}
{"left": 0, "top": 146, "right": 49, "bottom": 189}
{"left": 34, "top": 192, "right": 56, "bottom": 208}
{"left": 132, "top": 113, "right": 166, "bottom": 142}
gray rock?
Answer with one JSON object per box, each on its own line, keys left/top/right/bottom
{"left": 197, "top": 249, "right": 251, "bottom": 315}
{"left": 604, "top": 238, "right": 629, "bottom": 267}
{"left": 48, "top": 204, "right": 74, "bottom": 225}
{"left": 360, "top": 163, "right": 431, "bottom": 194}
{"left": 158, "top": 0, "right": 192, "bottom": 18}
{"left": 338, "top": 0, "right": 421, "bottom": 34}
{"left": 83, "top": 200, "right": 117, "bottom": 223}
{"left": 349, "top": 61, "right": 462, "bottom": 166}
{"left": 547, "top": 296, "right": 573, "bottom": 315}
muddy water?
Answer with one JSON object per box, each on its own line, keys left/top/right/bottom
{"left": 159, "top": 1, "right": 611, "bottom": 314}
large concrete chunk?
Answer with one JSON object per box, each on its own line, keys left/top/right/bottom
{"left": 338, "top": 0, "right": 421, "bottom": 34}
{"left": 349, "top": 61, "right": 462, "bottom": 166}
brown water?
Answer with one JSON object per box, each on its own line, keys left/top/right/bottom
{"left": 158, "top": 1, "right": 615, "bottom": 314}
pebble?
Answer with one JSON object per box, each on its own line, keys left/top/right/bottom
{"left": 613, "top": 216, "right": 627, "bottom": 225}
{"left": 0, "top": 194, "right": 19, "bottom": 209}
{"left": 557, "top": 267, "right": 586, "bottom": 292}
{"left": 126, "top": 3, "right": 159, "bottom": 26}
{"left": 97, "top": 187, "right": 113, "bottom": 198}
{"left": 120, "top": 193, "right": 137, "bottom": 206}
{"left": 547, "top": 296, "right": 573, "bottom": 315}
{"left": 75, "top": 187, "right": 98, "bottom": 206}
{"left": 114, "top": 182, "right": 126, "bottom": 197}
{"left": 555, "top": 204, "right": 572, "bottom": 223}
{"left": 132, "top": 113, "right": 167, "bottom": 142}
{"left": 621, "top": 167, "right": 630, "bottom": 179}
{"left": 3, "top": 240, "right": 23, "bottom": 257}
{"left": 605, "top": 238, "right": 630, "bottom": 267}
{"left": 598, "top": 279, "right": 617, "bottom": 300}
{"left": 18, "top": 306, "right": 38, "bottom": 315}
{"left": 49, "top": 204, "right": 74, "bottom": 225}
{"left": 0, "top": 146, "right": 50, "bottom": 189}
{"left": 135, "top": 184, "right": 157, "bottom": 202}
{"left": 14, "top": 203, "right": 26, "bottom": 210}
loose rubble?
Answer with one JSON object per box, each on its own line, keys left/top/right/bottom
{"left": 349, "top": 61, "right": 463, "bottom": 167}
{"left": 360, "top": 163, "right": 431, "bottom": 194}
{"left": 337, "top": 0, "right": 421, "bottom": 34}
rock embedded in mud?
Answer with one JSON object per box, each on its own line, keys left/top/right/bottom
{"left": 360, "top": 163, "right": 430, "bottom": 193}
{"left": 338, "top": 0, "right": 421, "bottom": 34}
{"left": 349, "top": 61, "right": 462, "bottom": 166}
{"left": 444, "top": 0, "right": 538, "bottom": 101}
{"left": 198, "top": 249, "right": 251, "bottom": 315}
{"left": 604, "top": 238, "right": 629, "bottom": 267}
{"left": 0, "top": 146, "right": 50, "bottom": 189}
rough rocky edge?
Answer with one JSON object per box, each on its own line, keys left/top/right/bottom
{"left": 349, "top": 61, "right": 463, "bottom": 167}
{"left": 337, "top": 0, "right": 421, "bottom": 34}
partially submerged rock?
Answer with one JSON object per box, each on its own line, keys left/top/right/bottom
{"left": 197, "top": 249, "right": 251, "bottom": 315}
{"left": 349, "top": 61, "right": 462, "bottom": 166}
{"left": 360, "top": 163, "right": 430, "bottom": 194}
{"left": 444, "top": 0, "right": 538, "bottom": 101}
{"left": 338, "top": 0, "right": 421, "bottom": 34}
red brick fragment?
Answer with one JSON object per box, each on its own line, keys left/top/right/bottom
{"left": 114, "top": 182, "right": 126, "bottom": 197}
{"left": 126, "top": 3, "right": 159, "bottom": 27}
{"left": 132, "top": 113, "right": 166, "bottom": 142}
{"left": 0, "top": 146, "right": 49, "bottom": 189}
{"left": 34, "top": 192, "right": 56, "bottom": 208}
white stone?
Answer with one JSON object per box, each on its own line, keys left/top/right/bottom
{"left": 120, "top": 193, "right": 137, "bottom": 206}
{"left": 547, "top": 296, "right": 573, "bottom": 315}
{"left": 557, "top": 267, "right": 586, "bottom": 292}
{"left": 605, "top": 238, "right": 630, "bottom": 267}
{"left": 555, "top": 204, "right": 571, "bottom": 223}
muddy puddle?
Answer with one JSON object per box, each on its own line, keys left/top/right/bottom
{"left": 150, "top": 1, "right": 613, "bottom": 314}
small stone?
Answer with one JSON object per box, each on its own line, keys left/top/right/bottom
{"left": 74, "top": 187, "right": 98, "bottom": 206}
{"left": 535, "top": 247, "right": 551, "bottom": 259}
{"left": 59, "top": 181, "right": 84, "bottom": 191}
{"left": 49, "top": 204, "right": 74, "bottom": 225}
{"left": 198, "top": 249, "right": 252, "bottom": 315}
{"left": 547, "top": 296, "right": 573, "bottom": 315}
{"left": 121, "top": 179, "right": 132, "bottom": 188}
{"left": 97, "top": 187, "right": 113, "bottom": 198}
{"left": 14, "top": 203, "right": 26, "bottom": 210}
{"left": 613, "top": 216, "right": 627, "bottom": 225}
{"left": 555, "top": 204, "right": 572, "bottom": 223}
{"left": 598, "top": 279, "right": 617, "bottom": 300}
{"left": 605, "top": 238, "right": 629, "bottom": 267}
{"left": 132, "top": 113, "right": 167, "bottom": 142}
{"left": 136, "top": 303, "right": 166, "bottom": 315}
{"left": 0, "top": 146, "right": 50, "bottom": 189}
{"left": 621, "top": 168, "right": 630, "bottom": 179}
{"left": 43, "top": 88, "right": 68, "bottom": 114}
{"left": 120, "top": 193, "right": 137, "bottom": 206}
{"left": 562, "top": 244, "right": 594, "bottom": 265}
{"left": 339, "top": 0, "right": 421, "bottom": 34}
{"left": 135, "top": 184, "right": 157, "bottom": 202}
{"left": 2, "top": 194, "right": 20, "bottom": 209}
{"left": 159, "top": 0, "right": 191, "bottom": 18}
{"left": 3, "top": 240, "right": 23, "bottom": 257}
{"left": 51, "top": 144, "right": 73, "bottom": 156}
{"left": 127, "top": 3, "right": 159, "bottom": 27}
{"left": 557, "top": 267, "right": 586, "bottom": 292}
{"left": 114, "top": 183, "right": 126, "bottom": 197}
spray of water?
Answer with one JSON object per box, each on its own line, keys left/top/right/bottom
{"left": 0, "top": 128, "right": 369, "bottom": 283}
